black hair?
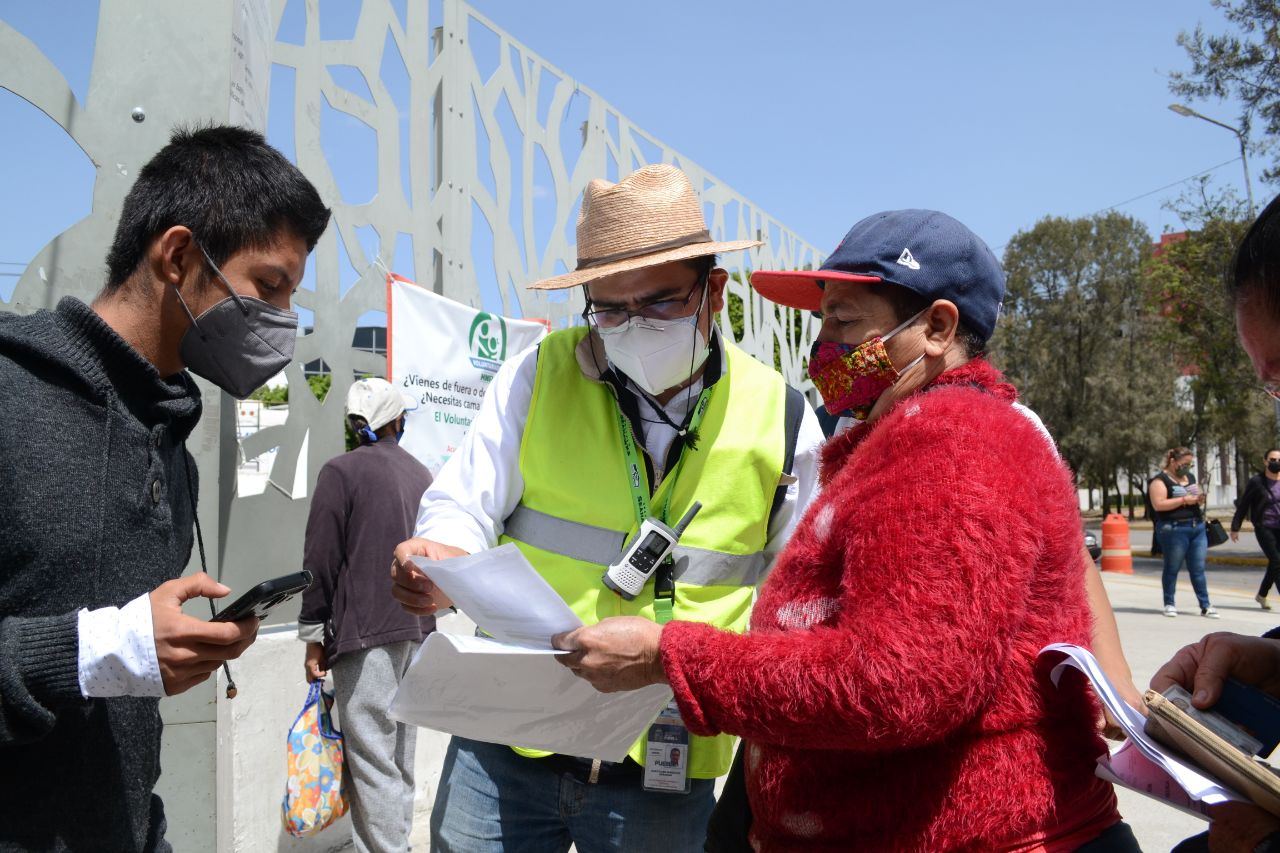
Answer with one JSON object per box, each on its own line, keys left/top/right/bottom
{"left": 104, "top": 124, "right": 330, "bottom": 289}
{"left": 1230, "top": 192, "right": 1280, "bottom": 316}
{"left": 871, "top": 282, "right": 987, "bottom": 359}
{"left": 683, "top": 254, "right": 717, "bottom": 279}
{"left": 347, "top": 413, "right": 403, "bottom": 445}
{"left": 347, "top": 414, "right": 375, "bottom": 446}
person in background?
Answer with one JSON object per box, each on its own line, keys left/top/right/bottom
{"left": 1157, "top": 191, "right": 1280, "bottom": 853}
{"left": 0, "top": 124, "right": 329, "bottom": 851}
{"left": 298, "top": 378, "right": 434, "bottom": 853}
{"left": 1229, "top": 448, "right": 1280, "bottom": 610}
{"left": 1150, "top": 447, "right": 1218, "bottom": 618}
{"left": 556, "top": 209, "right": 1138, "bottom": 851}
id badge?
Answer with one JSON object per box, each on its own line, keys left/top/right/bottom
{"left": 643, "top": 700, "right": 691, "bottom": 793}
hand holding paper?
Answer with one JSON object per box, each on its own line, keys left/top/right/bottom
{"left": 390, "top": 537, "right": 468, "bottom": 615}
{"left": 409, "top": 544, "right": 580, "bottom": 647}
{"left": 1041, "top": 643, "right": 1247, "bottom": 818}
{"left": 553, "top": 617, "right": 669, "bottom": 693}
{"left": 389, "top": 544, "right": 672, "bottom": 761}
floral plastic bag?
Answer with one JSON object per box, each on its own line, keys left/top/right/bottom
{"left": 282, "top": 681, "right": 348, "bottom": 837}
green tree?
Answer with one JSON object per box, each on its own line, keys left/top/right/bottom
{"left": 1170, "top": 0, "right": 1280, "bottom": 180}
{"left": 249, "top": 383, "right": 288, "bottom": 405}
{"left": 1144, "top": 182, "right": 1276, "bottom": 493}
{"left": 247, "top": 373, "right": 332, "bottom": 405}
{"left": 307, "top": 373, "right": 332, "bottom": 402}
{"left": 996, "top": 212, "right": 1176, "bottom": 514}
{"left": 726, "top": 270, "right": 811, "bottom": 374}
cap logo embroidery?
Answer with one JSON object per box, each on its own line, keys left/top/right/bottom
{"left": 896, "top": 248, "right": 920, "bottom": 271}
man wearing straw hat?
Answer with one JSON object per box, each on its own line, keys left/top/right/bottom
{"left": 391, "top": 164, "right": 823, "bottom": 851}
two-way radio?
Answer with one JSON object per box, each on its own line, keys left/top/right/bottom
{"left": 603, "top": 502, "right": 702, "bottom": 600}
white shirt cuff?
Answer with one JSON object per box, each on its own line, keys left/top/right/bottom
{"left": 77, "top": 593, "right": 166, "bottom": 698}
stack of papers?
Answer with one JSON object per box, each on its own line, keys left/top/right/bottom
{"left": 388, "top": 544, "right": 673, "bottom": 761}
{"left": 1041, "top": 643, "right": 1247, "bottom": 818}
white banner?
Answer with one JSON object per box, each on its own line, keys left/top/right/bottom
{"left": 388, "top": 275, "right": 546, "bottom": 474}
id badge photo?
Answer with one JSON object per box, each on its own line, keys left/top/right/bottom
{"left": 643, "top": 700, "right": 691, "bottom": 793}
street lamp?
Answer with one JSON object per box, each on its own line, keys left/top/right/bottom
{"left": 1169, "top": 103, "right": 1256, "bottom": 215}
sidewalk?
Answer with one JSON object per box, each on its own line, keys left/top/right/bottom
{"left": 1102, "top": 571, "right": 1279, "bottom": 850}
{"left": 1088, "top": 523, "right": 1270, "bottom": 567}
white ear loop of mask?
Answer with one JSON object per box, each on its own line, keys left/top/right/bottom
{"left": 874, "top": 306, "right": 930, "bottom": 381}
{"left": 880, "top": 306, "right": 928, "bottom": 344}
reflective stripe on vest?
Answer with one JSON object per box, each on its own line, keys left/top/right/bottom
{"left": 499, "top": 326, "right": 788, "bottom": 778}
{"left": 502, "top": 504, "right": 772, "bottom": 588}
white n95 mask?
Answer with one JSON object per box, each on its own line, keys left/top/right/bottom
{"left": 598, "top": 313, "right": 710, "bottom": 396}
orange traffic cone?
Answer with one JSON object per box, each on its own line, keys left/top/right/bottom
{"left": 1100, "top": 513, "right": 1133, "bottom": 574}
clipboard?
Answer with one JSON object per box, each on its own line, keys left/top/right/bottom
{"left": 1144, "top": 688, "right": 1280, "bottom": 818}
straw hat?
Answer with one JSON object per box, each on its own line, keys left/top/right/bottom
{"left": 528, "top": 164, "right": 761, "bottom": 290}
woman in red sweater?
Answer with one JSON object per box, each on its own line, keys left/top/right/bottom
{"left": 555, "top": 210, "right": 1135, "bottom": 852}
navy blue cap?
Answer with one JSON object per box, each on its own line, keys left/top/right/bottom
{"left": 751, "top": 209, "right": 1006, "bottom": 342}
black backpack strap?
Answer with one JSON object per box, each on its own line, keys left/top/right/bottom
{"left": 769, "top": 385, "right": 806, "bottom": 524}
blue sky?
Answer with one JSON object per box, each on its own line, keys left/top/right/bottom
{"left": 0, "top": 0, "right": 1260, "bottom": 301}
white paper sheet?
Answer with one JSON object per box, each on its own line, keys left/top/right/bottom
{"left": 393, "top": 544, "right": 673, "bottom": 759}
{"left": 1040, "top": 642, "right": 1243, "bottom": 817}
{"left": 409, "top": 543, "right": 581, "bottom": 648}
{"left": 388, "top": 632, "right": 674, "bottom": 761}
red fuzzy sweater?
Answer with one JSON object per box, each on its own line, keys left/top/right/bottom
{"left": 662, "top": 359, "right": 1118, "bottom": 852}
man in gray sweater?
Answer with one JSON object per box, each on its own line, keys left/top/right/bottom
{"left": 0, "top": 125, "right": 329, "bottom": 851}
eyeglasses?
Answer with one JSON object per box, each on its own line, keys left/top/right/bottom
{"left": 582, "top": 270, "right": 707, "bottom": 329}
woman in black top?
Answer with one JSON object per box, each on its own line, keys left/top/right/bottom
{"left": 1149, "top": 447, "right": 1217, "bottom": 618}
{"left": 1230, "top": 448, "right": 1280, "bottom": 610}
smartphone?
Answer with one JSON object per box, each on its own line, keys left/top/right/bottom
{"left": 210, "top": 571, "right": 313, "bottom": 622}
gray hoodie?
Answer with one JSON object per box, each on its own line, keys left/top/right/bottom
{"left": 0, "top": 297, "right": 201, "bottom": 852}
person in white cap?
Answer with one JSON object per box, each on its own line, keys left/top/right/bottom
{"left": 390, "top": 164, "right": 824, "bottom": 852}
{"left": 298, "top": 377, "right": 434, "bottom": 853}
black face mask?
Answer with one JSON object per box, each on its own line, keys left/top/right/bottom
{"left": 1268, "top": 460, "right": 1280, "bottom": 474}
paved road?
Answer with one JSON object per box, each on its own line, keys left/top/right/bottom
{"left": 1129, "top": 554, "right": 1271, "bottom": 600}
{"left": 1102, "top": 569, "right": 1278, "bottom": 851}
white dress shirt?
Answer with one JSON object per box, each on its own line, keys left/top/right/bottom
{"left": 77, "top": 593, "right": 166, "bottom": 698}
{"left": 415, "top": 329, "right": 825, "bottom": 570}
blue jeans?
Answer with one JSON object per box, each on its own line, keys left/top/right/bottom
{"left": 429, "top": 736, "right": 716, "bottom": 853}
{"left": 1157, "top": 520, "right": 1211, "bottom": 609}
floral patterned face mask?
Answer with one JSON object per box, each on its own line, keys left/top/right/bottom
{"left": 807, "top": 310, "right": 925, "bottom": 420}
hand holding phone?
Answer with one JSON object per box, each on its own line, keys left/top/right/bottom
{"left": 150, "top": 572, "right": 259, "bottom": 695}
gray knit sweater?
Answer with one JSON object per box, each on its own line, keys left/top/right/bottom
{"left": 0, "top": 297, "right": 201, "bottom": 851}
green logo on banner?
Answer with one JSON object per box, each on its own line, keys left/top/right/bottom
{"left": 468, "top": 313, "right": 507, "bottom": 371}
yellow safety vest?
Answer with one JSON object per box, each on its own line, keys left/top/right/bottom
{"left": 499, "top": 327, "right": 788, "bottom": 778}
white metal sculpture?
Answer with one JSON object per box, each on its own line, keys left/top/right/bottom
{"left": 1, "top": 0, "right": 821, "bottom": 588}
